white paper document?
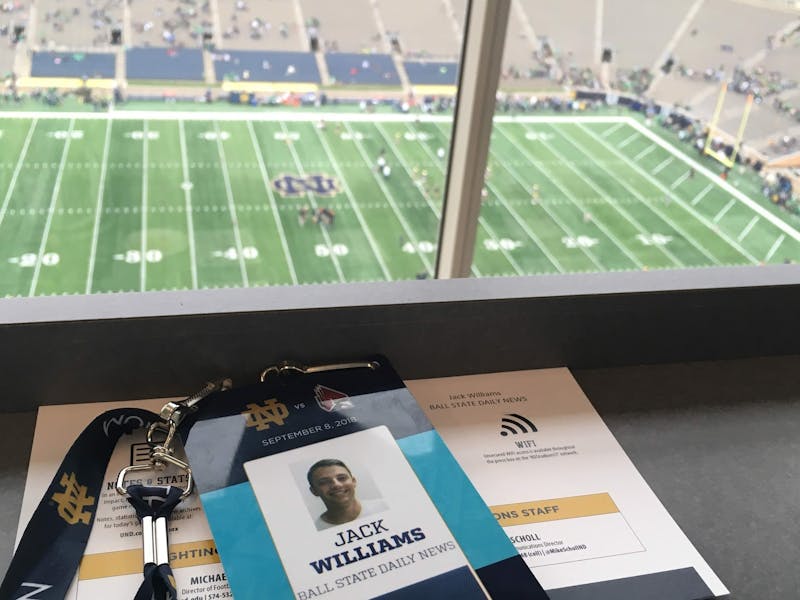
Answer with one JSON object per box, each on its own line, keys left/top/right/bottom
{"left": 406, "top": 368, "right": 728, "bottom": 599}
{"left": 17, "top": 399, "right": 231, "bottom": 600}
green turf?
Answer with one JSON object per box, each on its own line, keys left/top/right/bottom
{"left": 0, "top": 111, "right": 798, "bottom": 297}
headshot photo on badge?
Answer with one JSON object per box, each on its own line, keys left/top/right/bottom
{"left": 305, "top": 458, "right": 387, "bottom": 531}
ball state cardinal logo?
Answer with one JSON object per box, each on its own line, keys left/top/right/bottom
{"left": 314, "top": 385, "right": 354, "bottom": 412}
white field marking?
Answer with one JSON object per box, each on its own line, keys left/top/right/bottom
{"left": 652, "top": 156, "right": 674, "bottom": 174}
{"left": 366, "top": 123, "right": 438, "bottom": 274}
{"left": 178, "top": 120, "right": 199, "bottom": 289}
{"left": 583, "top": 122, "right": 759, "bottom": 263}
{"left": 0, "top": 119, "right": 38, "bottom": 231}
{"left": 542, "top": 123, "right": 685, "bottom": 268}
{"left": 634, "top": 144, "right": 656, "bottom": 161}
{"left": 393, "top": 122, "right": 482, "bottom": 278}
{"left": 424, "top": 123, "right": 529, "bottom": 275}
{"left": 581, "top": 127, "right": 722, "bottom": 265}
{"left": 213, "top": 121, "right": 249, "bottom": 287}
{"left": 86, "top": 119, "right": 113, "bottom": 294}
{"left": 691, "top": 183, "right": 713, "bottom": 205}
{"left": 494, "top": 125, "right": 610, "bottom": 270}
{"left": 670, "top": 171, "right": 690, "bottom": 190}
{"left": 246, "top": 120, "right": 298, "bottom": 285}
{"left": 625, "top": 117, "right": 800, "bottom": 244}
{"left": 0, "top": 110, "right": 630, "bottom": 125}
{"left": 737, "top": 216, "right": 759, "bottom": 242}
{"left": 274, "top": 131, "right": 300, "bottom": 141}
{"left": 280, "top": 120, "right": 345, "bottom": 283}
{"left": 601, "top": 122, "right": 625, "bottom": 137}
{"left": 618, "top": 133, "right": 637, "bottom": 148}
{"left": 29, "top": 118, "right": 75, "bottom": 297}
{"left": 765, "top": 234, "right": 785, "bottom": 261}
{"left": 332, "top": 122, "right": 406, "bottom": 278}
{"left": 713, "top": 199, "right": 736, "bottom": 223}
{"left": 140, "top": 120, "right": 149, "bottom": 292}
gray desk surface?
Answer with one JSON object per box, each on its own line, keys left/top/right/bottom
{"left": 2, "top": 355, "right": 798, "bottom": 599}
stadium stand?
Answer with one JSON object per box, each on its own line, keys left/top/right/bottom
{"left": 129, "top": 0, "right": 211, "bottom": 47}
{"left": 126, "top": 47, "right": 205, "bottom": 81}
{"left": 299, "top": 0, "right": 382, "bottom": 53}
{"left": 377, "top": 2, "right": 459, "bottom": 59}
{"left": 403, "top": 61, "right": 458, "bottom": 86}
{"left": 212, "top": 50, "right": 320, "bottom": 83}
{"left": 520, "top": 0, "right": 596, "bottom": 69}
{"left": 31, "top": 51, "right": 115, "bottom": 78}
{"left": 217, "top": 0, "right": 305, "bottom": 51}
{"left": 35, "top": 0, "right": 121, "bottom": 48}
{"left": 325, "top": 52, "right": 400, "bottom": 86}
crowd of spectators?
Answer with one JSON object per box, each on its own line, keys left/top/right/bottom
{"left": 611, "top": 68, "right": 654, "bottom": 96}
{"left": 730, "top": 66, "right": 796, "bottom": 102}
{"left": 220, "top": 0, "right": 292, "bottom": 46}
{"left": 1, "top": 1, "right": 27, "bottom": 44}
{"left": 38, "top": 1, "right": 121, "bottom": 48}
{"left": 132, "top": 0, "right": 211, "bottom": 47}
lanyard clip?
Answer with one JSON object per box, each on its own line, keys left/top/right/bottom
{"left": 116, "top": 378, "right": 232, "bottom": 500}
{"left": 259, "top": 360, "right": 379, "bottom": 382}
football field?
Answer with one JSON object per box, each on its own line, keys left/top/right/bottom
{"left": 0, "top": 110, "right": 799, "bottom": 297}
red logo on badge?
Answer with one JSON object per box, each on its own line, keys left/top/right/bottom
{"left": 314, "top": 385, "right": 353, "bottom": 412}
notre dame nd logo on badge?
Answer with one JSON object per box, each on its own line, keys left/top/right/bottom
{"left": 51, "top": 472, "right": 95, "bottom": 525}
{"left": 243, "top": 398, "right": 290, "bottom": 431}
{"left": 272, "top": 174, "right": 340, "bottom": 197}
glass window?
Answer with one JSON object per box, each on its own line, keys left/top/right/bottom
{"left": 0, "top": 0, "right": 466, "bottom": 297}
{"left": 477, "top": 0, "right": 800, "bottom": 277}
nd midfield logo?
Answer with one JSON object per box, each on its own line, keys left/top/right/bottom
{"left": 273, "top": 173, "right": 340, "bottom": 197}
{"left": 500, "top": 413, "right": 538, "bottom": 437}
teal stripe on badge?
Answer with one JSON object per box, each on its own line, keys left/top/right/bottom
{"left": 201, "top": 483, "right": 294, "bottom": 600}
{"left": 397, "top": 430, "right": 516, "bottom": 569}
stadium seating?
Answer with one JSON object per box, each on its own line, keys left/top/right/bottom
{"left": 212, "top": 50, "right": 321, "bottom": 83}
{"left": 378, "top": 2, "right": 459, "bottom": 59}
{"left": 30, "top": 51, "right": 116, "bottom": 78}
{"left": 126, "top": 47, "right": 205, "bottom": 81}
{"left": 403, "top": 61, "right": 458, "bottom": 86}
{"left": 325, "top": 53, "right": 400, "bottom": 85}
{"left": 217, "top": 0, "right": 304, "bottom": 51}
{"left": 299, "top": 0, "right": 381, "bottom": 53}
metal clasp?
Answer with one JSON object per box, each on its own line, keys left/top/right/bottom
{"left": 116, "top": 378, "right": 232, "bottom": 500}
{"left": 259, "top": 360, "right": 380, "bottom": 382}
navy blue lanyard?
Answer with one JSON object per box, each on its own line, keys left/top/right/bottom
{"left": 0, "top": 408, "right": 175, "bottom": 600}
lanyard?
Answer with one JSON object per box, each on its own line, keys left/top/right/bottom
{"left": 0, "top": 379, "right": 230, "bottom": 600}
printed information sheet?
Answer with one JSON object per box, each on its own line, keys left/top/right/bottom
{"left": 17, "top": 400, "right": 231, "bottom": 600}
{"left": 407, "top": 368, "right": 728, "bottom": 599}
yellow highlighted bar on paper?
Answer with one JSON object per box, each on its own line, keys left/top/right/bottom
{"left": 79, "top": 539, "right": 220, "bottom": 580}
{"left": 490, "top": 493, "right": 619, "bottom": 526}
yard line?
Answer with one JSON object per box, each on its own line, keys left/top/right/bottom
{"left": 601, "top": 122, "right": 624, "bottom": 137}
{"left": 765, "top": 234, "right": 785, "bottom": 261}
{"left": 670, "top": 171, "right": 690, "bottom": 190}
{"left": 618, "top": 133, "right": 637, "bottom": 148}
{"left": 495, "top": 126, "right": 615, "bottom": 270}
{"left": 280, "top": 121, "right": 345, "bottom": 282}
{"left": 0, "top": 118, "right": 38, "bottom": 230}
{"left": 568, "top": 124, "right": 721, "bottom": 265}
{"left": 625, "top": 117, "right": 800, "bottom": 244}
{"left": 374, "top": 122, "right": 485, "bottom": 274}
{"left": 86, "top": 118, "right": 113, "bottom": 294}
{"left": 579, "top": 122, "right": 759, "bottom": 264}
{"left": 634, "top": 144, "right": 656, "bottom": 161}
{"left": 140, "top": 120, "right": 149, "bottom": 292}
{"left": 214, "top": 121, "right": 249, "bottom": 287}
{"left": 29, "top": 118, "right": 75, "bottom": 297}
{"left": 652, "top": 156, "right": 674, "bottom": 174}
{"left": 713, "top": 199, "right": 736, "bottom": 223}
{"left": 312, "top": 124, "right": 394, "bottom": 281}
{"left": 246, "top": 120, "right": 297, "bottom": 285}
{"left": 178, "top": 120, "right": 199, "bottom": 289}
{"left": 541, "top": 123, "right": 685, "bottom": 268}
{"left": 737, "top": 216, "right": 759, "bottom": 242}
{"left": 422, "top": 122, "right": 540, "bottom": 274}
{"left": 691, "top": 183, "right": 713, "bottom": 206}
